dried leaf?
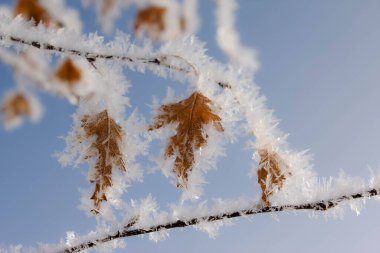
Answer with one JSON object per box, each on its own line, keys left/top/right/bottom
{"left": 179, "top": 16, "right": 186, "bottom": 31}
{"left": 81, "top": 110, "right": 125, "bottom": 213}
{"left": 257, "top": 149, "right": 287, "bottom": 206}
{"left": 1, "top": 92, "right": 30, "bottom": 124}
{"left": 134, "top": 5, "right": 167, "bottom": 38}
{"left": 55, "top": 58, "right": 82, "bottom": 84}
{"left": 14, "top": 0, "right": 63, "bottom": 27}
{"left": 149, "top": 91, "right": 223, "bottom": 187}
{"left": 14, "top": 0, "right": 52, "bottom": 26}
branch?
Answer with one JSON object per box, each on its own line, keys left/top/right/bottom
{"left": 60, "top": 188, "right": 380, "bottom": 253}
{"left": 0, "top": 34, "right": 201, "bottom": 81}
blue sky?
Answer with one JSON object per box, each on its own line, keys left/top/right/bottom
{"left": 1, "top": 0, "right": 380, "bottom": 252}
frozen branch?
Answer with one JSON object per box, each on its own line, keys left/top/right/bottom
{"left": 214, "top": 0, "right": 259, "bottom": 71}
{"left": 0, "top": 33, "right": 202, "bottom": 78}
{"left": 1, "top": 20, "right": 234, "bottom": 97}
{"left": 60, "top": 187, "right": 380, "bottom": 253}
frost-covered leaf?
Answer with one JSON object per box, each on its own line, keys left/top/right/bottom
{"left": 54, "top": 58, "right": 84, "bottom": 102}
{"left": 134, "top": 5, "right": 167, "bottom": 40}
{"left": 14, "top": 0, "right": 57, "bottom": 27}
{"left": 179, "top": 16, "right": 186, "bottom": 31}
{"left": 54, "top": 57, "right": 86, "bottom": 103}
{"left": 55, "top": 58, "right": 82, "bottom": 84}
{"left": 257, "top": 149, "right": 287, "bottom": 206}
{"left": 149, "top": 91, "right": 223, "bottom": 187}
{"left": 81, "top": 110, "right": 126, "bottom": 214}
{"left": 1, "top": 91, "right": 42, "bottom": 129}
{"left": 1, "top": 92, "right": 30, "bottom": 123}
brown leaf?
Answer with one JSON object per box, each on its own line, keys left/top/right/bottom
{"left": 55, "top": 58, "right": 82, "bottom": 84}
{"left": 81, "top": 110, "right": 125, "bottom": 214}
{"left": 149, "top": 91, "right": 223, "bottom": 187}
{"left": 14, "top": 0, "right": 51, "bottom": 26}
{"left": 1, "top": 92, "right": 30, "bottom": 124}
{"left": 134, "top": 5, "right": 167, "bottom": 38}
{"left": 257, "top": 149, "right": 287, "bottom": 206}
{"left": 14, "top": 0, "right": 63, "bottom": 27}
{"left": 179, "top": 16, "right": 186, "bottom": 31}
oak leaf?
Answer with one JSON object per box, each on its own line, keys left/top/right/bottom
{"left": 134, "top": 5, "right": 167, "bottom": 39}
{"left": 55, "top": 58, "right": 82, "bottom": 84}
{"left": 179, "top": 16, "right": 186, "bottom": 31}
{"left": 15, "top": 0, "right": 51, "bottom": 26}
{"left": 14, "top": 0, "right": 62, "bottom": 27}
{"left": 149, "top": 91, "right": 223, "bottom": 187}
{"left": 257, "top": 149, "right": 287, "bottom": 206}
{"left": 81, "top": 110, "right": 125, "bottom": 214}
{"left": 1, "top": 92, "right": 30, "bottom": 124}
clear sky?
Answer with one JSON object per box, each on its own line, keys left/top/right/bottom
{"left": 1, "top": 0, "right": 380, "bottom": 252}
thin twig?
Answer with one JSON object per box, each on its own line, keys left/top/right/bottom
{"left": 0, "top": 34, "right": 207, "bottom": 83}
{"left": 60, "top": 188, "right": 380, "bottom": 253}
